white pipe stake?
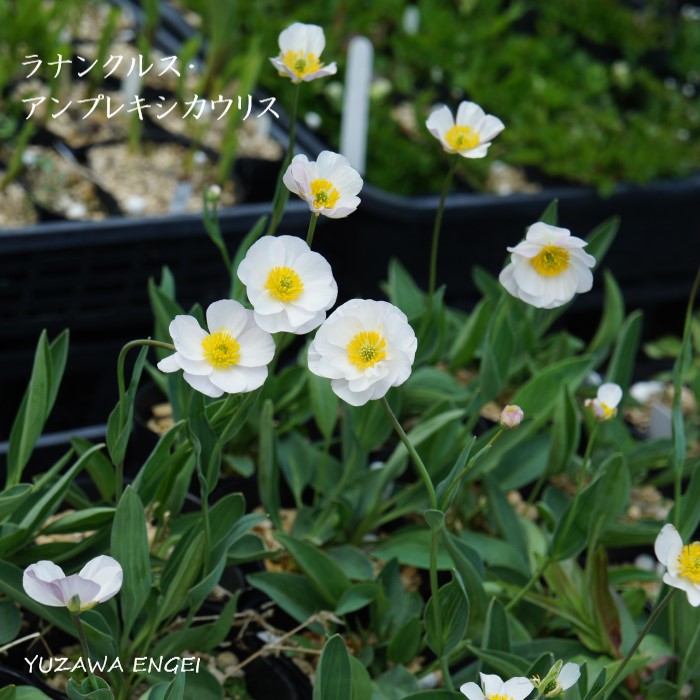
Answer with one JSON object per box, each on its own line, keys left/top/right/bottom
{"left": 340, "top": 36, "right": 373, "bottom": 175}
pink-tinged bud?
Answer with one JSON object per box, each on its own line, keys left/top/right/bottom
{"left": 499, "top": 405, "right": 524, "bottom": 429}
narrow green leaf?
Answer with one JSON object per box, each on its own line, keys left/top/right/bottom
{"left": 308, "top": 371, "right": 339, "bottom": 440}
{"left": 248, "top": 571, "right": 327, "bottom": 626}
{"left": 258, "top": 399, "right": 280, "bottom": 527}
{"left": 425, "top": 577, "right": 469, "bottom": 656}
{"left": 605, "top": 311, "right": 643, "bottom": 391}
{"left": 111, "top": 487, "right": 151, "bottom": 638}
{"left": 484, "top": 597, "right": 511, "bottom": 652}
{"left": 276, "top": 533, "right": 352, "bottom": 606}
{"left": 335, "top": 583, "right": 379, "bottom": 616}
{"left": 314, "top": 635, "right": 352, "bottom": 700}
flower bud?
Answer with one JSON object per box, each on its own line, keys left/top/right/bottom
{"left": 499, "top": 405, "right": 524, "bottom": 429}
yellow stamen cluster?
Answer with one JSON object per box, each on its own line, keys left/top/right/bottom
{"left": 283, "top": 50, "right": 322, "bottom": 79}
{"left": 486, "top": 695, "right": 514, "bottom": 700}
{"left": 347, "top": 330, "right": 387, "bottom": 370}
{"left": 265, "top": 266, "right": 304, "bottom": 302}
{"left": 530, "top": 245, "right": 570, "bottom": 277}
{"left": 678, "top": 543, "right": 700, "bottom": 584}
{"left": 445, "top": 124, "right": 480, "bottom": 151}
{"left": 310, "top": 178, "right": 340, "bottom": 209}
{"left": 202, "top": 330, "right": 241, "bottom": 369}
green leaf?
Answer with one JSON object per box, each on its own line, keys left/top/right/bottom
{"left": 159, "top": 532, "right": 205, "bottom": 621}
{"left": 436, "top": 438, "right": 476, "bottom": 512}
{"left": 384, "top": 258, "right": 426, "bottom": 320}
{"left": 107, "top": 345, "right": 149, "bottom": 467}
{"left": 483, "top": 476, "right": 528, "bottom": 567}
{"left": 163, "top": 669, "right": 186, "bottom": 700}
{"left": 545, "top": 386, "right": 580, "bottom": 476}
{"left": 41, "top": 508, "right": 114, "bottom": 535}
{"left": 479, "top": 298, "right": 514, "bottom": 400}
{"left": 7, "top": 330, "right": 69, "bottom": 487}
{"left": 538, "top": 199, "right": 558, "bottom": 225}
{"left": 0, "top": 600, "right": 21, "bottom": 643}
{"left": 387, "top": 616, "right": 423, "bottom": 665}
{"left": 605, "top": 311, "right": 643, "bottom": 391}
{"left": 442, "top": 532, "right": 488, "bottom": 611}
{"left": 425, "top": 577, "right": 469, "bottom": 656}
{"left": 308, "top": 370, "right": 339, "bottom": 440}
{"left": 187, "top": 392, "right": 221, "bottom": 496}
{"left": 349, "top": 656, "right": 372, "bottom": 700}
{"left": 65, "top": 675, "right": 113, "bottom": 700}
{"left": 588, "top": 454, "right": 630, "bottom": 541}
{"left": 111, "top": 486, "right": 152, "bottom": 639}
{"left": 424, "top": 509, "right": 445, "bottom": 531}
{"left": 335, "top": 583, "right": 380, "bottom": 615}
{"left": 313, "top": 635, "right": 352, "bottom": 700}
{"left": 467, "top": 646, "right": 530, "bottom": 678}
{"left": 15, "top": 690, "right": 54, "bottom": 700}
{"left": 403, "top": 693, "right": 462, "bottom": 700}
{"left": 258, "top": 399, "right": 280, "bottom": 528}
{"left": 276, "top": 533, "right": 352, "bottom": 606}
{"left": 0, "top": 484, "right": 33, "bottom": 521}
{"left": 248, "top": 571, "right": 327, "bottom": 625}
{"left": 585, "top": 217, "right": 620, "bottom": 270}
{"left": 448, "top": 298, "right": 495, "bottom": 370}
{"left": 587, "top": 271, "right": 625, "bottom": 356}
{"left": 0, "top": 687, "right": 15, "bottom": 700}
{"left": 512, "top": 356, "right": 595, "bottom": 423}
{"left": 484, "top": 597, "right": 510, "bottom": 652}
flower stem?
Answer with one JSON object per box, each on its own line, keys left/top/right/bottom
{"left": 267, "top": 84, "right": 301, "bottom": 236}
{"left": 115, "top": 339, "right": 176, "bottom": 502}
{"left": 380, "top": 397, "right": 453, "bottom": 689}
{"left": 597, "top": 588, "right": 677, "bottom": 698}
{"left": 380, "top": 397, "right": 437, "bottom": 510}
{"left": 306, "top": 212, "right": 319, "bottom": 247}
{"left": 576, "top": 422, "right": 599, "bottom": 494}
{"left": 505, "top": 556, "right": 551, "bottom": 612}
{"left": 71, "top": 612, "right": 100, "bottom": 692}
{"left": 427, "top": 158, "right": 458, "bottom": 301}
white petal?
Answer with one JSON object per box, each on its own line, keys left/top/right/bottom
{"left": 459, "top": 682, "right": 486, "bottom": 700}
{"left": 460, "top": 144, "right": 490, "bottom": 158}
{"left": 25, "top": 560, "right": 65, "bottom": 582}
{"left": 23, "top": 569, "right": 65, "bottom": 607}
{"left": 157, "top": 353, "right": 181, "bottom": 373}
{"left": 206, "top": 299, "right": 249, "bottom": 337}
{"left": 655, "top": 523, "right": 683, "bottom": 567}
{"left": 183, "top": 372, "right": 224, "bottom": 398}
{"left": 557, "top": 663, "right": 581, "bottom": 690}
{"left": 426, "top": 105, "right": 454, "bottom": 139}
{"left": 176, "top": 355, "right": 212, "bottom": 376}
{"left": 210, "top": 365, "right": 268, "bottom": 393}
{"left": 501, "top": 676, "right": 535, "bottom": 700}
{"left": 479, "top": 674, "right": 505, "bottom": 696}
{"left": 79, "top": 556, "right": 123, "bottom": 603}
{"left": 54, "top": 574, "right": 102, "bottom": 609}
{"left": 456, "top": 101, "right": 486, "bottom": 129}
{"left": 330, "top": 378, "right": 375, "bottom": 406}
{"left": 169, "top": 316, "right": 206, "bottom": 360}
{"left": 303, "top": 64, "right": 337, "bottom": 81}
{"left": 237, "top": 323, "right": 275, "bottom": 367}
{"left": 477, "top": 114, "right": 505, "bottom": 142}
{"left": 598, "top": 383, "right": 622, "bottom": 409}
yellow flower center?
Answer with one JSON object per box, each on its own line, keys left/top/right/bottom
{"left": 600, "top": 402, "right": 616, "bottom": 419}
{"left": 265, "top": 266, "right": 304, "bottom": 302}
{"left": 445, "top": 125, "right": 480, "bottom": 151}
{"left": 678, "top": 543, "right": 700, "bottom": 584}
{"left": 530, "top": 244, "right": 570, "bottom": 277}
{"left": 309, "top": 178, "right": 340, "bottom": 209}
{"left": 283, "top": 50, "right": 322, "bottom": 78}
{"left": 347, "top": 330, "right": 387, "bottom": 369}
{"left": 202, "top": 330, "right": 240, "bottom": 369}
{"left": 486, "top": 695, "right": 514, "bottom": 700}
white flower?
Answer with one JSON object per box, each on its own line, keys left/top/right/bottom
{"left": 23, "top": 556, "right": 123, "bottom": 613}
{"left": 499, "top": 405, "right": 524, "bottom": 429}
{"left": 426, "top": 101, "right": 505, "bottom": 158}
{"left": 654, "top": 523, "right": 700, "bottom": 606}
{"left": 534, "top": 662, "right": 581, "bottom": 697}
{"left": 157, "top": 299, "right": 275, "bottom": 398}
{"left": 237, "top": 235, "right": 337, "bottom": 334}
{"left": 585, "top": 382, "right": 623, "bottom": 421}
{"left": 283, "top": 151, "right": 363, "bottom": 218}
{"left": 270, "top": 22, "right": 337, "bottom": 84}
{"left": 555, "top": 663, "right": 581, "bottom": 691}
{"left": 461, "top": 672, "right": 534, "bottom": 700}
{"left": 308, "top": 299, "right": 417, "bottom": 406}
{"left": 499, "top": 222, "right": 596, "bottom": 309}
